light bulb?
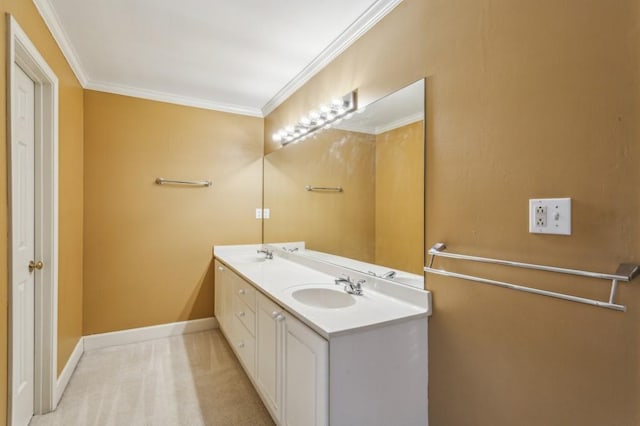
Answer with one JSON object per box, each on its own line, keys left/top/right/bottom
{"left": 316, "top": 118, "right": 325, "bottom": 126}
{"left": 309, "top": 111, "right": 320, "bottom": 119}
{"left": 286, "top": 126, "right": 294, "bottom": 133}
{"left": 320, "top": 105, "right": 330, "bottom": 113}
{"left": 273, "top": 133, "right": 282, "bottom": 142}
{"left": 300, "top": 116, "right": 311, "bottom": 126}
{"left": 331, "top": 98, "right": 343, "bottom": 106}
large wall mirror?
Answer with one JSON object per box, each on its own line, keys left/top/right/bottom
{"left": 263, "top": 79, "right": 425, "bottom": 285}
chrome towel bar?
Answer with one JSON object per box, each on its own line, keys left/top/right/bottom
{"left": 155, "top": 177, "right": 212, "bottom": 187}
{"left": 305, "top": 185, "right": 343, "bottom": 192}
{"left": 425, "top": 243, "right": 639, "bottom": 312}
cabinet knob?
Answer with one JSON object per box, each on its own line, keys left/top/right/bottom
{"left": 29, "top": 260, "right": 44, "bottom": 272}
{"left": 237, "top": 341, "right": 245, "bottom": 348}
{"left": 238, "top": 311, "right": 245, "bottom": 317}
{"left": 239, "top": 289, "right": 246, "bottom": 295}
{"left": 271, "top": 311, "right": 280, "bottom": 319}
{"left": 276, "top": 314, "right": 285, "bottom": 322}
{"left": 217, "top": 266, "right": 225, "bottom": 271}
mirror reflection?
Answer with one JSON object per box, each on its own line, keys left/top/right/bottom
{"left": 263, "top": 79, "right": 425, "bottom": 282}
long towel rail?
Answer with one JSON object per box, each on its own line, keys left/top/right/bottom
{"left": 305, "top": 185, "right": 343, "bottom": 192}
{"left": 425, "top": 243, "right": 639, "bottom": 312}
{"left": 155, "top": 177, "right": 212, "bottom": 187}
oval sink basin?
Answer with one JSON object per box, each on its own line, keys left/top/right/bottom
{"left": 291, "top": 287, "right": 355, "bottom": 309}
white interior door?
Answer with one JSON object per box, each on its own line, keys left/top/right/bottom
{"left": 11, "top": 63, "right": 36, "bottom": 426}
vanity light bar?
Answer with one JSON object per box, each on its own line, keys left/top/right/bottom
{"left": 273, "top": 91, "right": 358, "bottom": 146}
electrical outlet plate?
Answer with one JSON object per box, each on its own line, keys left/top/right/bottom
{"left": 529, "top": 198, "right": 571, "bottom": 235}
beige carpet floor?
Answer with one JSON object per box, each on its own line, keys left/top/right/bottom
{"left": 30, "top": 330, "right": 274, "bottom": 426}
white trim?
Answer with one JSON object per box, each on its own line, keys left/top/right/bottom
{"left": 30, "top": 0, "right": 87, "bottom": 86}
{"left": 83, "top": 317, "right": 219, "bottom": 351}
{"left": 261, "top": 0, "right": 404, "bottom": 116}
{"left": 375, "top": 112, "right": 424, "bottom": 134}
{"left": 85, "top": 80, "right": 263, "bottom": 117}
{"left": 54, "top": 338, "right": 83, "bottom": 407}
{"left": 337, "top": 112, "right": 424, "bottom": 135}
{"left": 7, "top": 14, "right": 59, "bottom": 420}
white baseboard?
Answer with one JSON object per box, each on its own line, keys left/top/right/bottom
{"left": 83, "top": 317, "right": 219, "bottom": 351}
{"left": 55, "top": 337, "right": 84, "bottom": 406}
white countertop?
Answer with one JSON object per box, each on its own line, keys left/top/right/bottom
{"left": 214, "top": 244, "right": 431, "bottom": 339}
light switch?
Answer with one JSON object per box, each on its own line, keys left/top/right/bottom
{"left": 255, "top": 208, "right": 262, "bottom": 219}
{"left": 529, "top": 198, "right": 571, "bottom": 235}
{"left": 263, "top": 208, "right": 270, "bottom": 219}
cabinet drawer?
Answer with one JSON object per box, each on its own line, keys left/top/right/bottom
{"left": 231, "top": 273, "right": 256, "bottom": 311}
{"left": 233, "top": 293, "right": 256, "bottom": 336}
{"left": 230, "top": 317, "right": 255, "bottom": 377}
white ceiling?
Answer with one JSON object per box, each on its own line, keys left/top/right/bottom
{"left": 34, "top": 0, "right": 403, "bottom": 117}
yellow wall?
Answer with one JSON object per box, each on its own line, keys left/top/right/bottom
{"left": 0, "top": 5, "right": 84, "bottom": 425}
{"left": 263, "top": 128, "right": 375, "bottom": 261}
{"left": 83, "top": 91, "right": 263, "bottom": 335}
{"left": 375, "top": 120, "right": 424, "bottom": 274}
{"left": 265, "top": 0, "right": 640, "bottom": 424}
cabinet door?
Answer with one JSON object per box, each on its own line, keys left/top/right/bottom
{"left": 214, "top": 260, "right": 227, "bottom": 331}
{"left": 255, "top": 293, "right": 283, "bottom": 422}
{"left": 282, "top": 313, "right": 328, "bottom": 426}
{"left": 214, "top": 260, "right": 235, "bottom": 334}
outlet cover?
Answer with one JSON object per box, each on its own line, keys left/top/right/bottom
{"left": 529, "top": 198, "right": 571, "bottom": 235}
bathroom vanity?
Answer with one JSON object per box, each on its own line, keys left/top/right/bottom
{"left": 213, "top": 244, "right": 431, "bottom": 426}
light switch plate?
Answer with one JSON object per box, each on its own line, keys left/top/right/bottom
{"left": 529, "top": 198, "right": 571, "bottom": 235}
{"left": 255, "top": 208, "right": 262, "bottom": 219}
{"left": 263, "top": 208, "right": 270, "bottom": 219}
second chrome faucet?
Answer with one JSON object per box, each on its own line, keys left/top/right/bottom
{"left": 257, "top": 248, "right": 273, "bottom": 259}
{"left": 335, "top": 275, "right": 364, "bottom": 295}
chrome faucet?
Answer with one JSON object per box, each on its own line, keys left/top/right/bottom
{"left": 367, "top": 270, "right": 397, "bottom": 279}
{"left": 257, "top": 248, "right": 273, "bottom": 259}
{"left": 335, "top": 275, "right": 364, "bottom": 295}
{"left": 381, "top": 270, "right": 396, "bottom": 279}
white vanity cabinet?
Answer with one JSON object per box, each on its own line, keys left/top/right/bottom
{"left": 255, "top": 292, "right": 328, "bottom": 426}
{"left": 214, "top": 253, "right": 428, "bottom": 426}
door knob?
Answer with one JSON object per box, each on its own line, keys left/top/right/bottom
{"left": 29, "top": 260, "right": 44, "bottom": 272}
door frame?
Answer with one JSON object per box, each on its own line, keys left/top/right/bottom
{"left": 6, "top": 14, "right": 59, "bottom": 419}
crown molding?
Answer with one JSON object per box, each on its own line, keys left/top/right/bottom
{"left": 32, "top": 0, "right": 88, "bottom": 86}
{"left": 261, "top": 0, "right": 404, "bottom": 117}
{"left": 374, "top": 112, "right": 424, "bottom": 134}
{"left": 85, "top": 80, "right": 264, "bottom": 117}
{"left": 336, "top": 112, "right": 423, "bottom": 135}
